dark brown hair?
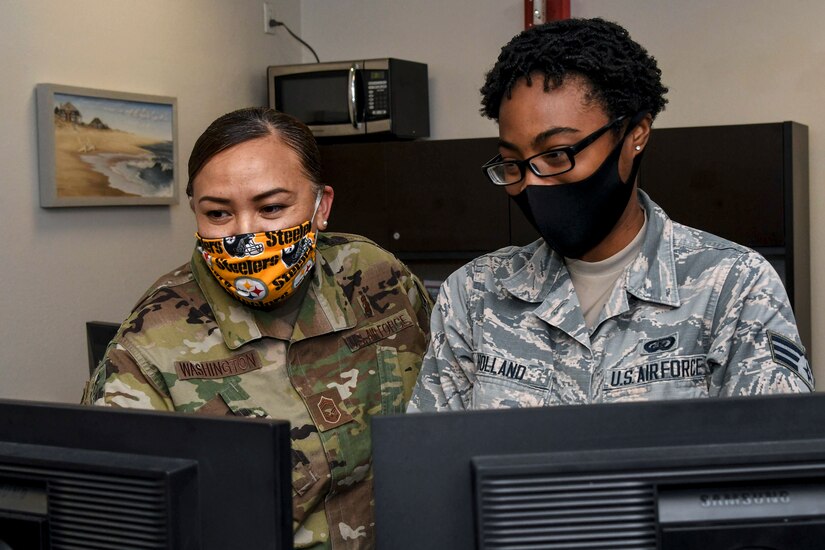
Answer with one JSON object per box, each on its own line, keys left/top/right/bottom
{"left": 186, "top": 107, "right": 322, "bottom": 197}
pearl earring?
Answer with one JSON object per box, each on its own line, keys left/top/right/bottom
{"left": 321, "top": 220, "right": 328, "bottom": 227}
{"left": 635, "top": 145, "right": 642, "bottom": 151}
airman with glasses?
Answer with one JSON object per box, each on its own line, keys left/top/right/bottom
{"left": 408, "top": 18, "right": 811, "bottom": 413}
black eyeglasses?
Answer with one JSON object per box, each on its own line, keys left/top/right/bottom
{"left": 481, "top": 115, "right": 627, "bottom": 186}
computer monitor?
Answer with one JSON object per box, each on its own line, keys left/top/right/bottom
{"left": 0, "top": 399, "right": 292, "bottom": 549}
{"left": 373, "top": 393, "right": 825, "bottom": 549}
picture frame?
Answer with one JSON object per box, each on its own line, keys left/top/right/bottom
{"left": 36, "top": 84, "right": 179, "bottom": 207}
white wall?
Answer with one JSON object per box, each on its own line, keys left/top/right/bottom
{"left": 0, "top": 0, "right": 302, "bottom": 402}
{"left": 301, "top": 0, "right": 825, "bottom": 386}
{"left": 300, "top": 0, "right": 522, "bottom": 139}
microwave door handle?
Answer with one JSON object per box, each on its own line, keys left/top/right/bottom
{"left": 348, "top": 64, "right": 358, "bottom": 129}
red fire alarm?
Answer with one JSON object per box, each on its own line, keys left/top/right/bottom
{"left": 524, "top": 0, "right": 570, "bottom": 29}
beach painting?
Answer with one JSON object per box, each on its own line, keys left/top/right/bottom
{"left": 36, "top": 84, "right": 178, "bottom": 207}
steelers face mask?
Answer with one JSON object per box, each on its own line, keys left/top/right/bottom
{"left": 196, "top": 219, "right": 318, "bottom": 308}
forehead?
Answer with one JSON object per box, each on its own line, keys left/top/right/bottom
{"left": 204, "top": 135, "right": 299, "bottom": 172}
{"left": 498, "top": 75, "right": 609, "bottom": 145}
{"left": 192, "top": 135, "right": 312, "bottom": 196}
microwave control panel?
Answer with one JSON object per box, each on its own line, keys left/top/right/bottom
{"left": 365, "top": 70, "right": 390, "bottom": 120}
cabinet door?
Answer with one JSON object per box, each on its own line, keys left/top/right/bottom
{"left": 384, "top": 138, "right": 509, "bottom": 254}
{"left": 640, "top": 123, "right": 785, "bottom": 248}
{"left": 319, "top": 142, "right": 391, "bottom": 248}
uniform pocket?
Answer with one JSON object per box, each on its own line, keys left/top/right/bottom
{"left": 602, "top": 355, "right": 710, "bottom": 402}
{"left": 471, "top": 373, "right": 551, "bottom": 409}
{"left": 602, "top": 376, "right": 709, "bottom": 401}
{"left": 211, "top": 383, "right": 327, "bottom": 504}
{"left": 215, "top": 383, "right": 269, "bottom": 417}
{"left": 290, "top": 437, "right": 322, "bottom": 498}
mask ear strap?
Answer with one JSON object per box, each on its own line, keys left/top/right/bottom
{"left": 310, "top": 188, "right": 323, "bottom": 226}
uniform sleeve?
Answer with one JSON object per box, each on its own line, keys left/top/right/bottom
{"left": 81, "top": 339, "right": 174, "bottom": 410}
{"left": 707, "top": 251, "right": 813, "bottom": 395}
{"left": 407, "top": 265, "right": 478, "bottom": 412}
{"left": 405, "top": 268, "right": 434, "bottom": 343}
{"left": 394, "top": 264, "right": 435, "bottom": 405}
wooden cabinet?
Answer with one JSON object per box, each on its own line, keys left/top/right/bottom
{"left": 319, "top": 138, "right": 507, "bottom": 256}
{"left": 317, "top": 142, "right": 390, "bottom": 246}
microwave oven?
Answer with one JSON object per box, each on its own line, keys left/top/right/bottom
{"left": 267, "top": 58, "right": 429, "bottom": 139}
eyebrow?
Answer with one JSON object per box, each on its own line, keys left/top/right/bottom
{"left": 197, "top": 187, "right": 293, "bottom": 204}
{"left": 251, "top": 187, "right": 293, "bottom": 202}
{"left": 498, "top": 126, "right": 580, "bottom": 153}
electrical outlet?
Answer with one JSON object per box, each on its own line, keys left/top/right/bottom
{"left": 263, "top": 2, "right": 276, "bottom": 34}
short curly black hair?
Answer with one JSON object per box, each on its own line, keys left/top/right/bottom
{"left": 480, "top": 18, "right": 668, "bottom": 122}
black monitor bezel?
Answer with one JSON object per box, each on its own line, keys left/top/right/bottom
{"left": 373, "top": 393, "right": 825, "bottom": 550}
{"left": 0, "top": 399, "right": 292, "bottom": 549}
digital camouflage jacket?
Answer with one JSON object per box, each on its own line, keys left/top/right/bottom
{"left": 83, "top": 232, "right": 432, "bottom": 549}
{"left": 409, "top": 191, "right": 812, "bottom": 411}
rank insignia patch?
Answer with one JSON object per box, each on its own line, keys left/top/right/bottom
{"left": 306, "top": 389, "right": 354, "bottom": 431}
{"left": 768, "top": 331, "right": 813, "bottom": 389}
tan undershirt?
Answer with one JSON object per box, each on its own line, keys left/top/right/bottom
{"left": 565, "top": 213, "right": 647, "bottom": 330}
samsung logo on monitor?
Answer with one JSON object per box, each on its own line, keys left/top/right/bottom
{"left": 699, "top": 490, "right": 792, "bottom": 507}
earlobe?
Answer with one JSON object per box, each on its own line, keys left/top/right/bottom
{"left": 315, "top": 185, "right": 335, "bottom": 230}
{"left": 631, "top": 114, "right": 653, "bottom": 153}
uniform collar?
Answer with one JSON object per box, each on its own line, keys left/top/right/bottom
{"left": 502, "top": 189, "right": 681, "bottom": 309}
{"left": 625, "top": 190, "right": 681, "bottom": 308}
{"left": 501, "top": 239, "right": 563, "bottom": 304}
{"left": 190, "top": 246, "right": 357, "bottom": 350}
{"left": 290, "top": 249, "right": 358, "bottom": 343}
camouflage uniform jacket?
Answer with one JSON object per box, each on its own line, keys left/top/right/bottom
{"left": 83, "top": 232, "right": 432, "bottom": 549}
{"left": 409, "top": 190, "right": 812, "bottom": 411}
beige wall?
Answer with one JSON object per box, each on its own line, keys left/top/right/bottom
{"left": 2, "top": 0, "right": 823, "bottom": 401}
{"left": 301, "top": 0, "right": 825, "bottom": 386}
{"left": 0, "top": 0, "right": 302, "bottom": 402}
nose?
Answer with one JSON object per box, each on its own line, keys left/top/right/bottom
{"left": 521, "top": 165, "right": 547, "bottom": 188}
{"left": 235, "top": 213, "right": 258, "bottom": 235}
{"left": 523, "top": 163, "right": 568, "bottom": 188}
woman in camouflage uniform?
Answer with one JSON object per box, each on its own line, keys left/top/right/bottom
{"left": 83, "top": 107, "right": 432, "bottom": 549}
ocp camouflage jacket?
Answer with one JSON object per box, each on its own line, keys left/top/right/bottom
{"left": 83, "top": 232, "right": 432, "bottom": 549}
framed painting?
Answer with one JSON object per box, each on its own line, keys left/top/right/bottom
{"left": 36, "top": 84, "right": 179, "bottom": 207}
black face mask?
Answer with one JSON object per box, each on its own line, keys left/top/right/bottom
{"left": 512, "top": 126, "right": 643, "bottom": 259}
